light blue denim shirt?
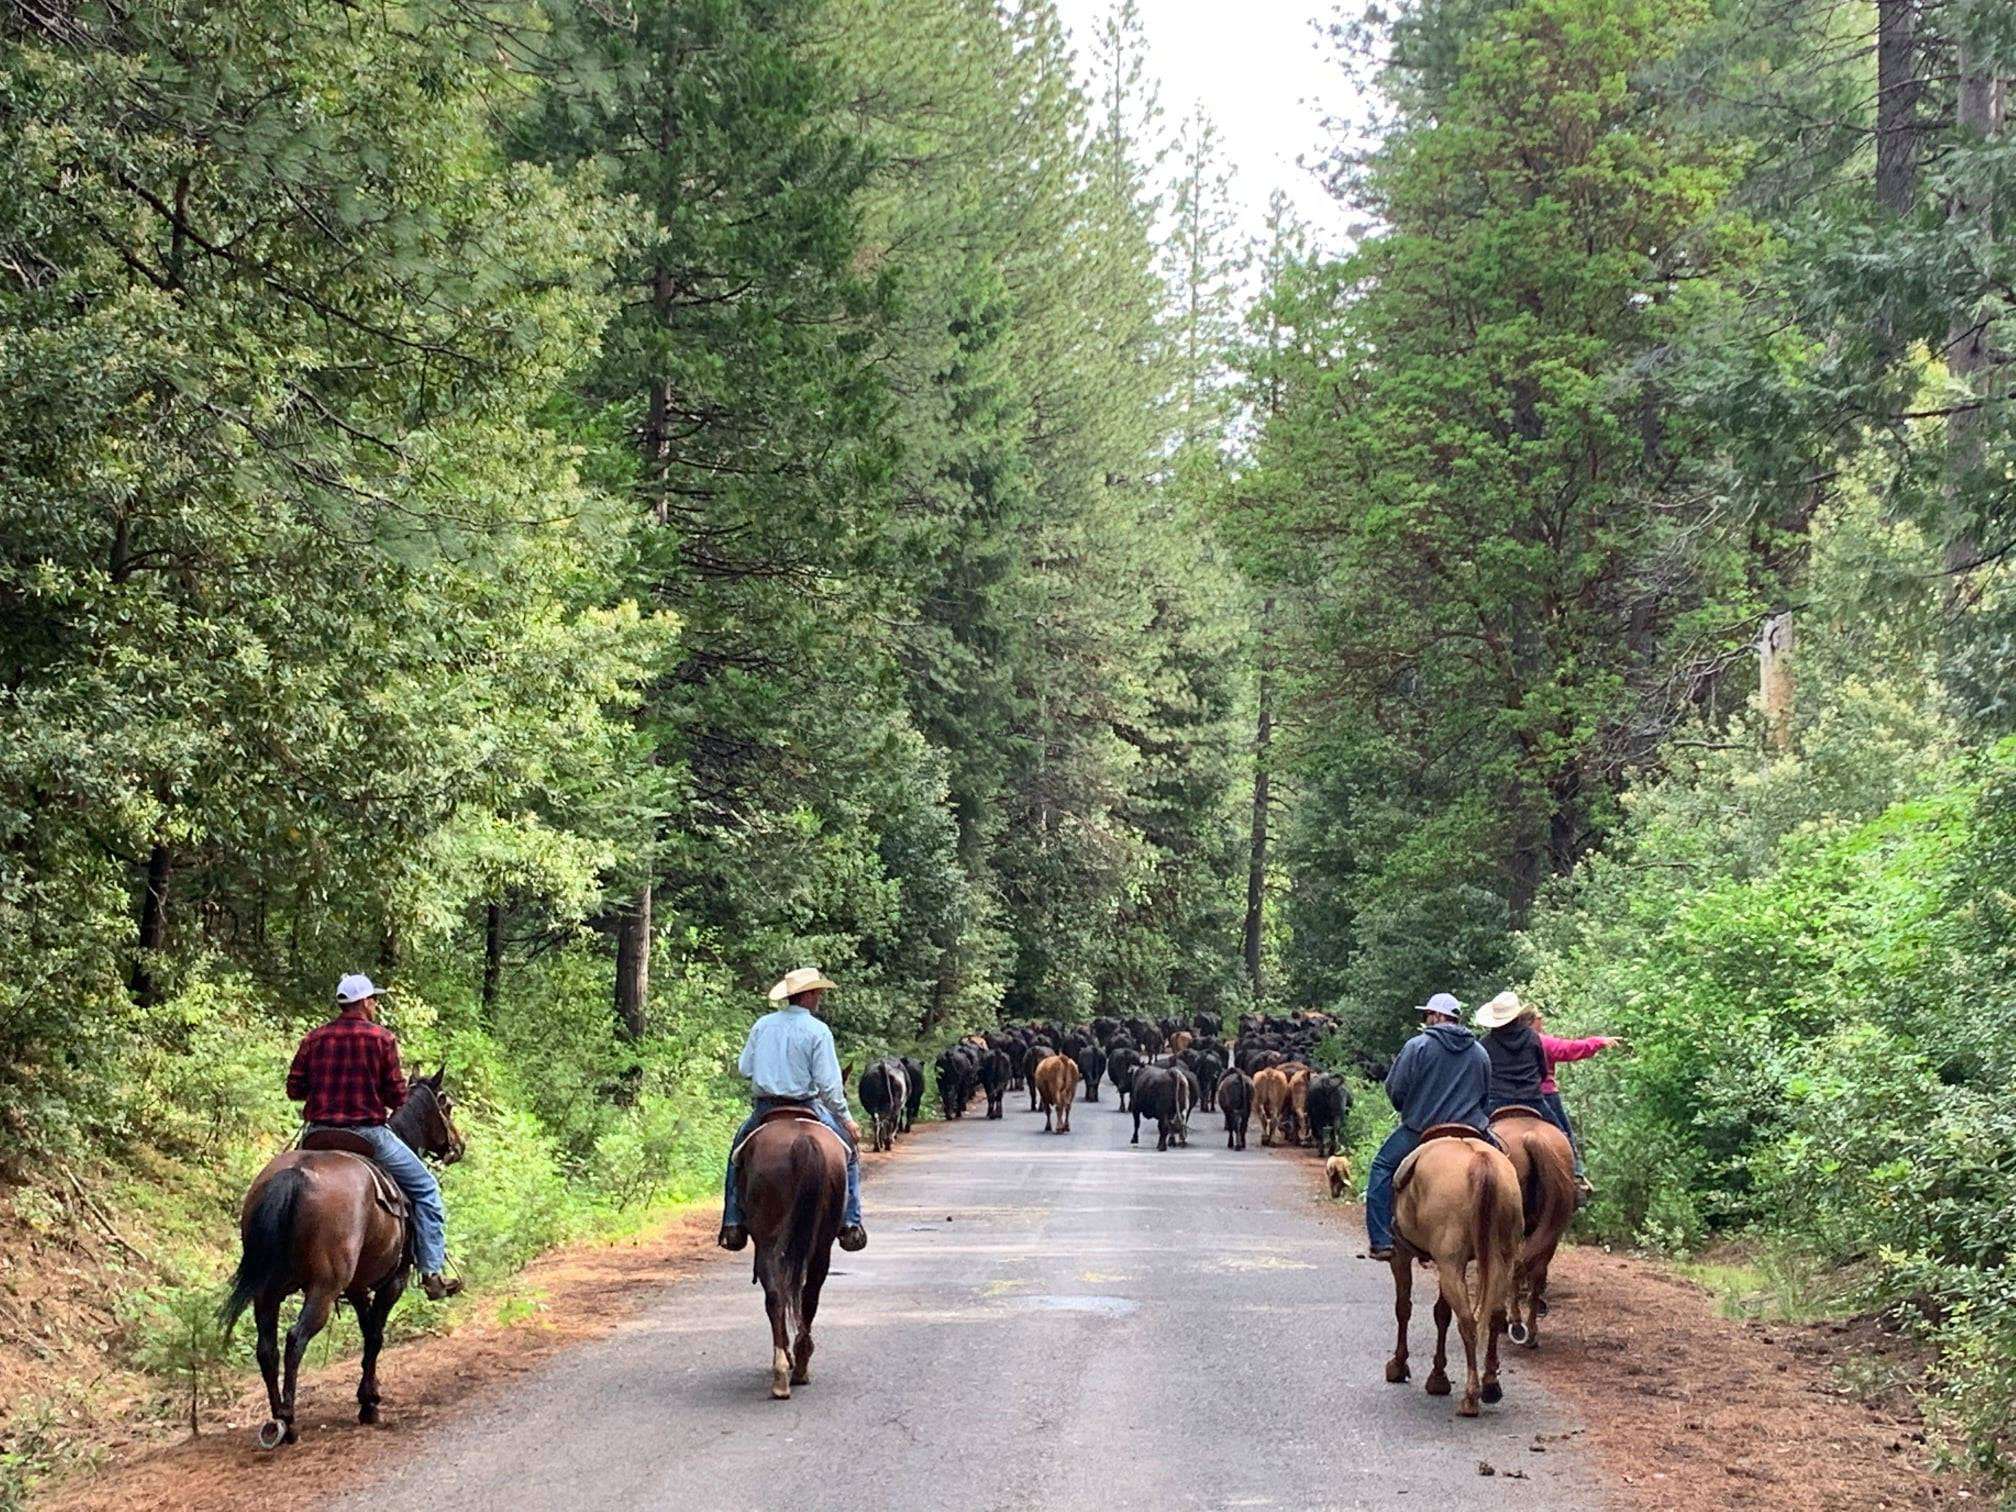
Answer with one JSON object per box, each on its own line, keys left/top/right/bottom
{"left": 738, "top": 1006, "right": 849, "bottom": 1124}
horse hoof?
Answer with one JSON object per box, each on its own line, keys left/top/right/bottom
{"left": 283, "top": 1423, "right": 299, "bottom": 1445}
{"left": 1458, "top": 1399, "right": 1480, "bottom": 1418}
{"left": 1424, "top": 1373, "right": 1451, "bottom": 1397}
{"left": 257, "top": 1420, "right": 286, "bottom": 1450}
{"left": 359, "top": 1404, "right": 379, "bottom": 1425}
{"left": 1384, "top": 1361, "right": 1409, "bottom": 1384}
{"left": 1482, "top": 1380, "right": 1503, "bottom": 1404}
{"left": 1508, "top": 1319, "right": 1532, "bottom": 1347}
{"left": 771, "top": 1383, "right": 791, "bottom": 1400}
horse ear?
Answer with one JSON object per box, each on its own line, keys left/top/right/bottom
{"left": 432, "top": 1064, "right": 447, "bottom": 1088}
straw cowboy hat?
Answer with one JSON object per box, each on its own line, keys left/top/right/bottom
{"left": 768, "top": 967, "right": 838, "bottom": 1002}
{"left": 1473, "top": 990, "right": 1532, "bottom": 1030}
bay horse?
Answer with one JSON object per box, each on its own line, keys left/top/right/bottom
{"left": 1489, "top": 1104, "right": 1577, "bottom": 1348}
{"left": 220, "top": 1070, "right": 462, "bottom": 1446}
{"left": 1384, "top": 1126, "right": 1522, "bottom": 1417}
{"left": 736, "top": 1108, "right": 847, "bottom": 1399}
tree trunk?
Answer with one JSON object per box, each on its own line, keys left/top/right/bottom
{"left": 1944, "top": 38, "right": 2004, "bottom": 593}
{"left": 128, "top": 842, "right": 172, "bottom": 1007}
{"left": 481, "top": 901, "right": 505, "bottom": 1020}
{"left": 1242, "top": 643, "right": 1272, "bottom": 1000}
{"left": 1760, "top": 612, "right": 1796, "bottom": 752}
{"left": 613, "top": 887, "right": 651, "bottom": 1041}
{"left": 1875, "top": 0, "right": 1919, "bottom": 217}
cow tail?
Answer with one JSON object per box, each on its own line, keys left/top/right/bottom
{"left": 771, "top": 1133, "right": 841, "bottom": 1344}
{"left": 220, "top": 1167, "right": 304, "bottom": 1333}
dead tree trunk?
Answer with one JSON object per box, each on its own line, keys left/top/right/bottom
{"left": 1242, "top": 650, "right": 1272, "bottom": 1000}
{"left": 129, "top": 842, "right": 172, "bottom": 1007}
{"left": 613, "top": 887, "right": 651, "bottom": 1041}
{"left": 1944, "top": 38, "right": 2005, "bottom": 595}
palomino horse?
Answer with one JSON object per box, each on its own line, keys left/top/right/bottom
{"left": 736, "top": 1108, "right": 847, "bottom": 1399}
{"left": 1385, "top": 1126, "right": 1523, "bottom": 1417}
{"left": 221, "top": 1071, "right": 463, "bottom": 1446}
{"left": 1488, "top": 1105, "right": 1577, "bottom": 1348}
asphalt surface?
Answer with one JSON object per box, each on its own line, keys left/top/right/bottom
{"left": 330, "top": 1088, "right": 1608, "bottom": 1512}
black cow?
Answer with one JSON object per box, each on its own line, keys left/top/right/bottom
{"left": 1091, "top": 1015, "right": 1120, "bottom": 1046}
{"left": 1217, "top": 1068, "right": 1253, "bottom": 1149}
{"left": 981, "top": 1047, "right": 1012, "bottom": 1119}
{"left": 937, "top": 1046, "right": 978, "bottom": 1119}
{"left": 1108, "top": 1045, "right": 1141, "bottom": 1111}
{"left": 1193, "top": 1010, "right": 1221, "bottom": 1040}
{"left": 1025, "top": 1044, "right": 1055, "bottom": 1112}
{"left": 1130, "top": 1063, "right": 1193, "bottom": 1152}
{"left": 859, "top": 1058, "right": 908, "bottom": 1151}
{"left": 1193, "top": 1050, "right": 1225, "bottom": 1112}
{"left": 901, "top": 1055, "right": 926, "bottom": 1131}
{"left": 1076, "top": 1044, "right": 1106, "bottom": 1103}
{"left": 1306, "top": 1073, "right": 1351, "bottom": 1157}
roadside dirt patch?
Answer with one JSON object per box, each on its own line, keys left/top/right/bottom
{"left": 35, "top": 1129, "right": 929, "bottom": 1512}
{"left": 36, "top": 1209, "right": 726, "bottom": 1512}
{"left": 1281, "top": 1143, "right": 1980, "bottom": 1509}
{"left": 1530, "top": 1246, "right": 1977, "bottom": 1511}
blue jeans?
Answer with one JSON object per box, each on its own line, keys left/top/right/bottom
{"left": 1365, "top": 1125, "right": 1421, "bottom": 1251}
{"left": 722, "top": 1100, "right": 861, "bottom": 1230}
{"left": 1542, "top": 1091, "right": 1583, "bottom": 1176}
{"left": 1365, "top": 1121, "right": 1501, "bottom": 1251}
{"left": 312, "top": 1123, "right": 447, "bottom": 1276}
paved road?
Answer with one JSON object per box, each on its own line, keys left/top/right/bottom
{"left": 332, "top": 1089, "right": 1608, "bottom": 1512}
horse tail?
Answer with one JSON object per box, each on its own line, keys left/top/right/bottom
{"left": 1518, "top": 1133, "right": 1547, "bottom": 1237}
{"left": 220, "top": 1167, "right": 304, "bottom": 1332}
{"left": 770, "top": 1132, "right": 842, "bottom": 1344}
{"left": 1469, "top": 1154, "right": 1515, "bottom": 1343}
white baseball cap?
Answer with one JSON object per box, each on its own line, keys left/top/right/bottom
{"left": 335, "top": 973, "right": 382, "bottom": 1004}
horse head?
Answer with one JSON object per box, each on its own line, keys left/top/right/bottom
{"left": 406, "top": 1065, "right": 465, "bottom": 1165}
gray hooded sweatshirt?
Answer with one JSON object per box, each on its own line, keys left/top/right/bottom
{"left": 1384, "top": 1021, "right": 1490, "bottom": 1134}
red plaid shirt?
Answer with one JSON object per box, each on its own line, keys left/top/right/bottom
{"left": 286, "top": 1007, "right": 408, "bottom": 1126}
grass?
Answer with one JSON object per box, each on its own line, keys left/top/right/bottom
{"left": 1673, "top": 1242, "right": 1854, "bottom": 1325}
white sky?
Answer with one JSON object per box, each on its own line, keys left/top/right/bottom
{"left": 1051, "top": 0, "right": 1365, "bottom": 259}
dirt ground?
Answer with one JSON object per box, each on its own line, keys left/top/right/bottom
{"left": 1297, "top": 1149, "right": 1981, "bottom": 1511}
{"left": 1530, "top": 1244, "right": 1976, "bottom": 1511}
{"left": 27, "top": 1131, "right": 922, "bottom": 1512}
{"left": 29, "top": 1127, "right": 1988, "bottom": 1512}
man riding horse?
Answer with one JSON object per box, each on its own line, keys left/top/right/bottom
{"left": 1364, "top": 991, "right": 1493, "bottom": 1262}
{"left": 287, "top": 973, "right": 461, "bottom": 1300}
{"left": 718, "top": 968, "right": 867, "bottom": 1254}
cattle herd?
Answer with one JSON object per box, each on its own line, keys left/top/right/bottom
{"left": 856, "top": 1011, "right": 1370, "bottom": 1163}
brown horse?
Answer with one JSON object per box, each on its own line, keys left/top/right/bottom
{"left": 736, "top": 1110, "right": 847, "bottom": 1399}
{"left": 1385, "top": 1128, "right": 1522, "bottom": 1417}
{"left": 1489, "top": 1105, "right": 1577, "bottom": 1348}
{"left": 221, "top": 1071, "right": 463, "bottom": 1447}
{"left": 1035, "top": 1053, "right": 1080, "bottom": 1133}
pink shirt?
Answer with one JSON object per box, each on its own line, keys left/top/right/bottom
{"left": 1538, "top": 1033, "right": 1609, "bottom": 1095}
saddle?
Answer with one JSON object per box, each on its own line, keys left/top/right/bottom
{"left": 299, "top": 1128, "right": 413, "bottom": 1223}
{"left": 1488, "top": 1104, "right": 1549, "bottom": 1123}
{"left": 1392, "top": 1124, "right": 1496, "bottom": 1198}
{"left": 729, "top": 1103, "right": 833, "bottom": 1170}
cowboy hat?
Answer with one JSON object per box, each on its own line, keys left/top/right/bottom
{"left": 1473, "top": 990, "right": 1532, "bottom": 1030}
{"left": 768, "top": 967, "right": 838, "bottom": 1002}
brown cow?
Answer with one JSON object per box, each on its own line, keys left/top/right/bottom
{"left": 1325, "top": 1153, "right": 1354, "bottom": 1199}
{"left": 1252, "top": 1066, "right": 1290, "bottom": 1147}
{"left": 1168, "top": 1029, "right": 1194, "bottom": 1055}
{"left": 1034, "top": 1053, "right": 1081, "bottom": 1134}
{"left": 1285, "top": 1066, "right": 1311, "bottom": 1147}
